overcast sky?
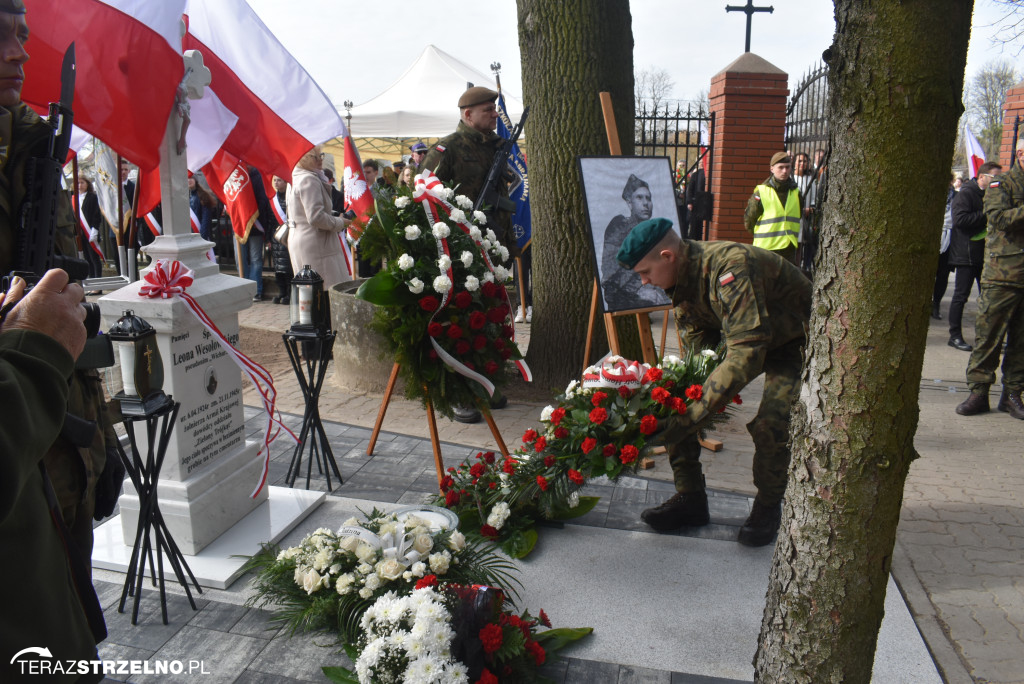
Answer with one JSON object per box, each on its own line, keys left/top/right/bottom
{"left": 247, "top": 0, "right": 1021, "bottom": 111}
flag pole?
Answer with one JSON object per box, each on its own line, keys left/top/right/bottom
{"left": 115, "top": 154, "right": 128, "bottom": 278}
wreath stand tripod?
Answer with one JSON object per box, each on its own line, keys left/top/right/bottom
{"left": 366, "top": 362, "right": 510, "bottom": 488}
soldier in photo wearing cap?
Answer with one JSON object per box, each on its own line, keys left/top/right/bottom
{"left": 421, "top": 85, "right": 517, "bottom": 424}
{"left": 617, "top": 217, "right": 811, "bottom": 546}
{"left": 601, "top": 173, "right": 669, "bottom": 311}
{"left": 744, "top": 151, "right": 802, "bottom": 265}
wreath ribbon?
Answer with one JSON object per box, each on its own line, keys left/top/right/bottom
{"left": 140, "top": 259, "right": 298, "bottom": 498}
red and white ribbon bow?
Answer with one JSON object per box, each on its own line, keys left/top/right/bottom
{"left": 582, "top": 357, "right": 651, "bottom": 390}
{"left": 140, "top": 259, "right": 297, "bottom": 497}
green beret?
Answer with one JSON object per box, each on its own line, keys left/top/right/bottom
{"left": 0, "top": 0, "right": 25, "bottom": 13}
{"left": 458, "top": 86, "right": 498, "bottom": 108}
{"left": 617, "top": 217, "right": 676, "bottom": 269}
{"left": 621, "top": 173, "right": 649, "bottom": 201}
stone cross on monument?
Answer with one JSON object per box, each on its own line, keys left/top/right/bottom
{"left": 725, "top": 0, "right": 774, "bottom": 53}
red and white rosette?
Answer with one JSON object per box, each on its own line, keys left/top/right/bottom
{"left": 411, "top": 170, "right": 532, "bottom": 393}
{"left": 139, "top": 259, "right": 298, "bottom": 498}
{"left": 582, "top": 356, "right": 651, "bottom": 390}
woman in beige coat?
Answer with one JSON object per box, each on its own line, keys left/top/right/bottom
{"left": 286, "top": 146, "right": 351, "bottom": 287}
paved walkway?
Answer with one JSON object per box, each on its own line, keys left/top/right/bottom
{"left": 89, "top": 284, "right": 1023, "bottom": 683}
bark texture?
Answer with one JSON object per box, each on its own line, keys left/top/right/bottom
{"left": 754, "top": 2, "right": 972, "bottom": 682}
{"left": 516, "top": 0, "right": 639, "bottom": 389}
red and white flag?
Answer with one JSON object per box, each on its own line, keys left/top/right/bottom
{"left": 342, "top": 135, "right": 374, "bottom": 239}
{"left": 22, "top": 0, "right": 187, "bottom": 172}
{"left": 183, "top": 0, "right": 346, "bottom": 183}
{"left": 964, "top": 125, "right": 986, "bottom": 180}
{"left": 202, "top": 149, "right": 259, "bottom": 243}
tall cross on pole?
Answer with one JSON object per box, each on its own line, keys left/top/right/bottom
{"left": 725, "top": 0, "right": 774, "bottom": 53}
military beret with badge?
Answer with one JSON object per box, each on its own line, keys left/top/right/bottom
{"left": 617, "top": 217, "right": 676, "bottom": 269}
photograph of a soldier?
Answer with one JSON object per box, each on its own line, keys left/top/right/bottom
{"left": 578, "top": 156, "right": 676, "bottom": 313}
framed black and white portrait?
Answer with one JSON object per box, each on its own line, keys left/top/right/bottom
{"left": 578, "top": 156, "right": 679, "bottom": 314}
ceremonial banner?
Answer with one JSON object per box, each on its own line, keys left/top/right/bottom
{"left": 93, "top": 139, "right": 122, "bottom": 230}
{"left": 22, "top": 0, "right": 187, "bottom": 171}
{"left": 496, "top": 93, "right": 532, "bottom": 252}
{"left": 342, "top": 134, "right": 374, "bottom": 236}
{"left": 964, "top": 125, "right": 986, "bottom": 180}
{"left": 202, "top": 150, "right": 259, "bottom": 242}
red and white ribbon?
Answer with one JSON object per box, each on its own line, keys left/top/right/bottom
{"left": 139, "top": 259, "right": 298, "bottom": 497}
{"left": 412, "top": 170, "right": 532, "bottom": 387}
{"left": 77, "top": 212, "right": 105, "bottom": 260}
{"left": 583, "top": 357, "right": 650, "bottom": 390}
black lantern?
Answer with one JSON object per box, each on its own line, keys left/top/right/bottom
{"left": 109, "top": 310, "right": 171, "bottom": 416}
{"left": 289, "top": 264, "right": 329, "bottom": 334}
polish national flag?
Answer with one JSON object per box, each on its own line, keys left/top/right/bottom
{"left": 202, "top": 149, "right": 259, "bottom": 243}
{"left": 183, "top": 0, "right": 347, "bottom": 183}
{"left": 342, "top": 135, "right": 374, "bottom": 239}
{"left": 22, "top": 0, "right": 188, "bottom": 172}
{"left": 964, "top": 125, "right": 986, "bottom": 180}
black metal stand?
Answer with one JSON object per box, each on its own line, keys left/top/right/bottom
{"left": 283, "top": 329, "right": 342, "bottom": 490}
{"left": 115, "top": 396, "right": 202, "bottom": 625}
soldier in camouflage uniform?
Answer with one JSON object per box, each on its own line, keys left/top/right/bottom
{"left": 0, "top": 0, "right": 117, "bottom": 570}
{"left": 421, "top": 86, "right": 516, "bottom": 424}
{"left": 955, "top": 137, "right": 1024, "bottom": 420}
{"left": 618, "top": 218, "right": 812, "bottom": 546}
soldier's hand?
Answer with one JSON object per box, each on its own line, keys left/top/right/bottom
{"left": 644, "top": 414, "right": 694, "bottom": 449}
{"left": 1, "top": 269, "right": 87, "bottom": 359}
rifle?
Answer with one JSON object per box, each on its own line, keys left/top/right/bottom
{"left": 473, "top": 106, "right": 529, "bottom": 218}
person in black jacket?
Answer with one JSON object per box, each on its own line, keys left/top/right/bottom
{"left": 948, "top": 162, "right": 1002, "bottom": 351}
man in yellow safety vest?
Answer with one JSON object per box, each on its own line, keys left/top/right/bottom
{"left": 744, "top": 151, "right": 801, "bottom": 264}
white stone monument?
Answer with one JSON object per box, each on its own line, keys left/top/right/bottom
{"left": 94, "top": 44, "right": 321, "bottom": 586}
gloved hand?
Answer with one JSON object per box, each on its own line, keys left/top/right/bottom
{"left": 643, "top": 413, "right": 694, "bottom": 448}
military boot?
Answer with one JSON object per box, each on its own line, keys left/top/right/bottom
{"left": 737, "top": 499, "right": 783, "bottom": 547}
{"left": 955, "top": 391, "right": 990, "bottom": 416}
{"left": 997, "top": 387, "right": 1009, "bottom": 412}
{"left": 641, "top": 487, "right": 710, "bottom": 532}
{"left": 1003, "top": 390, "right": 1024, "bottom": 420}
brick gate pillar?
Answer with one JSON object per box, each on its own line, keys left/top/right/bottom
{"left": 708, "top": 53, "right": 789, "bottom": 242}
{"left": 998, "top": 80, "right": 1024, "bottom": 167}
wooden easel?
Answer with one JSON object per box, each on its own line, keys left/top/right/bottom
{"left": 366, "top": 363, "right": 511, "bottom": 488}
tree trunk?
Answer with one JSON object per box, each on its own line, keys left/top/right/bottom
{"left": 516, "top": 0, "right": 642, "bottom": 389}
{"left": 754, "top": 2, "right": 972, "bottom": 682}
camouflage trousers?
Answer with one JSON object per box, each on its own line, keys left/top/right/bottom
{"left": 966, "top": 283, "right": 1024, "bottom": 393}
{"left": 669, "top": 338, "right": 803, "bottom": 505}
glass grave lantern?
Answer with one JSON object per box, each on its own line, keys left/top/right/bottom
{"left": 108, "top": 310, "right": 171, "bottom": 416}
{"left": 289, "top": 264, "right": 329, "bottom": 334}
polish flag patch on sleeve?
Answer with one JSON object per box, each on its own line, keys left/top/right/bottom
{"left": 990, "top": 180, "right": 1001, "bottom": 189}
{"left": 719, "top": 272, "right": 735, "bottom": 286}
{"left": 435, "top": 144, "right": 446, "bottom": 152}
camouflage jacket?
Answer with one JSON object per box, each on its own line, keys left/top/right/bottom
{"left": 1, "top": 103, "right": 112, "bottom": 519}
{"left": 981, "top": 162, "right": 1024, "bottom": 286}
{"left": 421, "top": 120, "right": 517, "bottom": 257}
{"left": 670, "top": 239, "right": 811, "bottom": 429}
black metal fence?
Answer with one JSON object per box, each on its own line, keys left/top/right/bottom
{"left": 785, "top": 62, "right": 829, "bottom": 160}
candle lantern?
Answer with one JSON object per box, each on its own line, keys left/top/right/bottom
{"left": 289, "top": 264, "right": 329, "bottom": 334}
{"left": 108, "top": 310, "right": 170, "bottom": 416}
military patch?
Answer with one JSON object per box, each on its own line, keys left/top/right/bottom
{"left": 990, "top": 180, "right": 1001, "bottom": 188}
{"left": 719, "top": 272, "right": 735, "bottom": 286}
{"left": 435, "top": 144, "right": 446, "bottom": 152}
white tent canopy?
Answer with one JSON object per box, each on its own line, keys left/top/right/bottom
{"left": 343, "top": 45, "right": 524, "bottom": 139}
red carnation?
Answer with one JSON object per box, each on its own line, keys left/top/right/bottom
{"left": 671, "top": 396, "right": 688, "bottom": 414}
{"left": 535, "top": 436, "right": 547, "bottom": 452}
{"left": 470, "top": 462, "right": 486, "bottom": 477}
{"left": 419, "top": 295, "right": 439, "bottom": 312}
{"left": 582, "top": 437, "right": 598, "bottom": 454}
{"left": 455, "top": 340, "right": 471, "bottom": 355}
{"left": 500, "top": 348, "right": 513, "bottom": 360}
{"left": 620, "top": 444, "right": 639, "bottom": 464}
{"left": 427, "top": 322, "right": 444, "bottom": 337}
{"left": 480, "top": 525, "right": 499, "bottom": 539}
{"left": 446, "top": 324, "right": 463, "bottom": 340}
{"left": 651, "top": 387, "right": 670, "bottom": 405}
{"left": 484, "top": 360, "right": 500, "bottom": 375}
{"left": 476, "top": 669, "right": 498, "bottom": 684}
{"left": 486, "top": 307, "right": 506, "bottom": 323}
{"left": 568, "top": 469, "right": 584, "bottom": 485}
{"left": 526, "top": 639, "right": 546, "bottom": 665}
{"left": 445, "top": 490, "right": 461, "bottom": 506}
{"left": 733, "top": 394, "right": 743, "bottom": 405}
{"left": 489, "top": 482, "right": 497, "bottom": 489}
{"left": 480, "top": 623, "right": 504, "bottom": 653}
{"left": 483, "top": 451, "right": 496, "bottom": 464}
{"left": 537, "top": 475, "right": 549, "bottom": 491}
{"left": 640, "top": 415, "right": 658, "bottom": 435}
{"left": 550, "top": 407, "right": 566, "bottom": 425}
{"left": 686, "top": 384, "right": 704, "bottom": 401}
{"left": 503, "top": 458, "right": 516, "bottom": 474}
{"left": 644, "top": 367, "right": 663, "bottom": 383}
{"left": 665, "top": 380, "right": 676, "bottom": 389}
{"left": 493, "top": 338, "right": 506, "bottom": 351}
{"left": 415, "top": 574, "right": 438, "bottom": 589}
{"left": 554, "top": 427, "right": 569, "bottom": 439}
{"left": 602, "top": 444, "right": 617, "bottom": 458}
{"left": 618, "top": 385, "right": 632, "bottom": 398}
{"left": 464, "top": 362, "right": 475, "bottom": 370}
{"left": 523, "top": 429, "right": 538, "bottom": 444}
{"left": 440, "top": 475, "right": 454, "bottom": 491}
{"left": 591, "top": 391, "right": 608, "bottom": 407}
{"left": 473, "top": 334, "right": 487, "bottom": 350}
{"left": 589, "top": 407, "right": 608, "bottom": 425}
{"left": 481, "top": 281, "right": 499, "bottom": 298}
{"left": 469, "top": 311, "right": 487, "bottom": 330}
{"left": 502, "top": 325, "right": 514, "bottom": 339}
{"left": 544, "top": 455, "right": 555, "bottom": 467}
{"left": 454, "top": 290, "right": 473, "bottom": 309}
{"left": 539, "top": 609, "right": 552, "bottom": 627}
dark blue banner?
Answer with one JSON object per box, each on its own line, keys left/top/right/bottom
{"left": 496, "top": 94, "right": 531, "bottom": 252}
